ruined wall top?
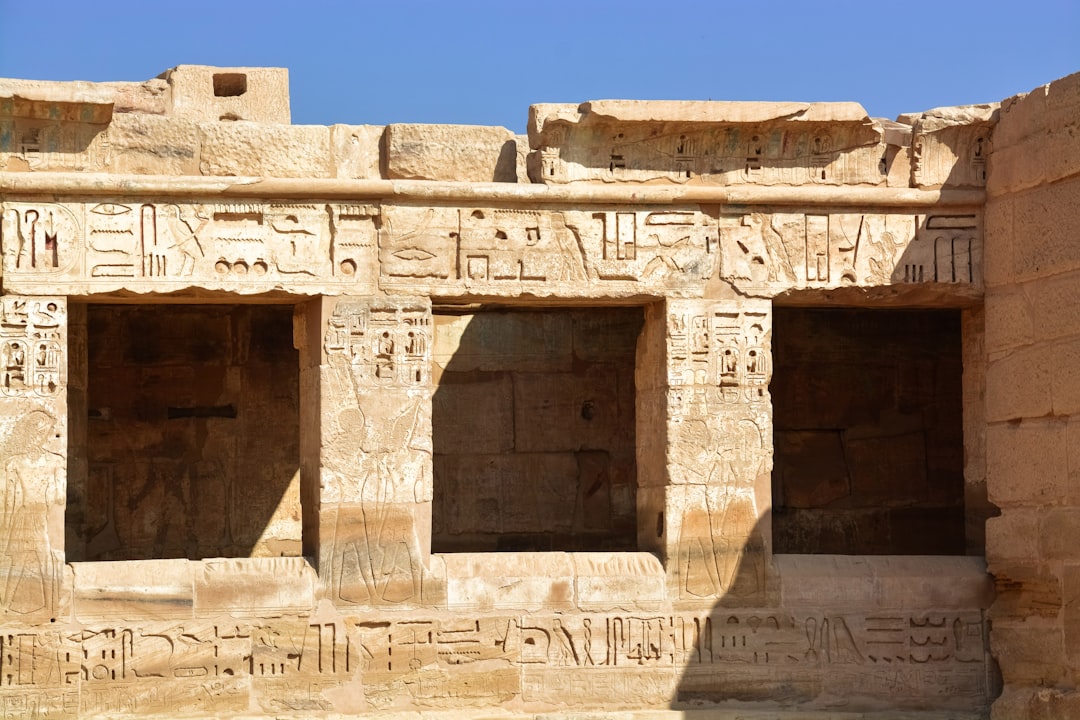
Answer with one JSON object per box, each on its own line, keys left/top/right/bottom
{"left": 0, "top": 64, "right": 996, "bottom": 192}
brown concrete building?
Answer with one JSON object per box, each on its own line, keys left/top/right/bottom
{"left": 0, "top": 64, "right": 1076, "bottom": 718}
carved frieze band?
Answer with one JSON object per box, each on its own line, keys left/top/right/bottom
{"left": 0, "top": 201, "right": 982, "bottom": 296}
{"left": 0, "top": 609, "right": 988, "bottom": 715}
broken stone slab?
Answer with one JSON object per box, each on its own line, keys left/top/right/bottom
{"left": 900, "top": 104, "right": 998, "bottom": 189}
{"left": 0, "top": 78, "right": 115, "bottom": 122}
{"left": 527, "top": 99, "right": 886, "bottom": 186}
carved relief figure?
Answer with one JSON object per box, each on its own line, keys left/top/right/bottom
{"left": 324, "top": 302, "right": 433, "bottom": 606}
{"left": 0, "top": 410, "right": 61, "bottom": 616}
{"left": 680, "top": 416, "right": 767, "bottom": 599}
{"left": 163, "top": 204, "right": 209, "bottom": 276}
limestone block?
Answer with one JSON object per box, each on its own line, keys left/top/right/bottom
{"left": 192, "top": 558, "right": 315, "bottom": 616}
{"left": 985, "top": 510, "right": 1040, "bottom": 564}
{"left": 986, "top": 418, "right": 1067, "bottom": 506}
{"left": 779, "top": 556, "right": 990, "bottom": 612}
{"left": 1040, "top": 509, "right": 1080, "bottom": 561}
{"left": 985, "top": 345, "right": 1053, "bottom": 422}
{"left": 1065, "top": 563, "right": 1080, "bottom": 667}
{"left": 1010, "top": 174, "right": 1080, "bottom": 284}
{"left": 199, "top": 121, "right": 332, "bottom": 177}
{"left": 443, "top": 552, "right": 575, "bottom": 610}
{"left": 1067, "top": 416, "right": 1080, "bottom": 505}
{"left": 993, "top": 687, "right": 1080, "bottom": 720}
{"left": 983, "top": 194, "right": 1014, "bottom": 287}
{"left": 528, "top": 100, "right": 886, "bottom": 187}
{"left": 572, "top": 308, "right": 644, "bottom": 361}
{"left": 385, "top": 123, "right": 518, "bottom": 182}
{"left": 108, "top": 77, "right": 170, "bottom": 115}
{"left": 72, "top": 559, "right": 194, "bottom": 621}
{"left": 571, "top": 553, "right": 666, "bottom": 610}
{"left": 514, "top": 368, "right": 623, "bottom": 453}
{"left": 1027, "top": 268, "right": 1080, "bottom": 343}
{"left": 991, "top": 621, "right": 1067, "bottom": 686}
{"left": 431, "top": 374, "right": 514, "bottom": 454}
{"left": 434, "top": 452, "right": 581, "bottom": 539}
{"left": 1050, "top": 338, "right": 1080, "bottom": 415}
{"left": 991, "top": 562, "right": 1063, "bottom": 621}
{"left": 905, "top": 104, "right": 997, "bottom": 188}
{"left": 329, "top": 123, "right": 383, "bottom": 179}
{"left": 432, "top": 311, "right": 573, "bottom": 373}
{"left": 104, "top": 112, "right": 202, "bottom": 175}
{"left": 989, "top": 71, "right": 1080, "bottom": 196}
{"left": 985, "top": 285, "right": 1033, "bottom": 353}
{"left": 160, "top": 65, "right": 290, "bottom": 124}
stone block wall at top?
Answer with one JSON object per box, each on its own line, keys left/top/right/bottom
{"left": 0, "top": 66, "right": 1001, "bottom": 718}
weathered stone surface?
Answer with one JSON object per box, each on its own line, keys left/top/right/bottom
{"left": 199, "top": 121, "right": 333, "bottom": 177}
{"left": 903, "top": 104, "right": 997, "bottom": 188}
{"left": 13, "top": 62, "right": 1080, "bottom": 718}
{"left": 528, "top": 100, "right": 889, "bottom": 187}
{"left": 329, "top": 123, "right": 383, "bottom": 179}
{"left": 989, "top": 72, "right": 1080, "bottom": 196}
{"left": 160, "top": 65, "right": 290, "bottom": 124}
{"left": 385, "top": 123, "right": 519, "bottom": 182}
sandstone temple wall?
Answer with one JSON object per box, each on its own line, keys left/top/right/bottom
{"left": 0, "top": 63, "right": 1072, "bottom": 719}
{"left": 982, "top": 71, "right": 1080, "bottom": 720}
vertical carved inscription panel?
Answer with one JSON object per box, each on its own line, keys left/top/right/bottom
{"left": 321, "top": 298, "right": 436, "bottom": 607}
{"left": 665, "top": 300, "right": 772, "bottom": 602}
{"left": 0, "top": 297, "right": 66, "bottom": 622}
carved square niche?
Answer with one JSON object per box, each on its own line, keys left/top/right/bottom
{"left": 771, "top": 307, "right": 966, "bottom": 555}
{"left": 66, "top": 303, "right": 304, "bottom": 561}
{"left": 430, "top": 306, "right": 643, "bottom": 552}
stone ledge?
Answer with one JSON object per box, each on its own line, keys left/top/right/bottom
{"left": 0, "top": 171, "right": 987, "bottom": 206}
{"left": 776, "top": 554, "right": 994, "bottom": 610}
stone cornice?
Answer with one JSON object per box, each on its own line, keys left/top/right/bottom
{"left": 0, "top": 172, "right": 986, "bottom": 208}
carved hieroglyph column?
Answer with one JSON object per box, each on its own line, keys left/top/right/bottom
{"left": 307, "top": 295, "right": 439, "bottom": 608}
{"left": 642, "top": 298, "right": 774, "bottom": 606}
{"left": 0, "top": 296, "right": 67, "bottom": 622}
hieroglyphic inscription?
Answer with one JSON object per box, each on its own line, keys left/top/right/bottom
{"left": 378, "top": 205, "right": 587, "bottom": 288}
{"left": 0, "top": 297, "right": 65, "bottom": 622}
{"left": 321, "top": 299, "right": 435, "bottom": 607}
{"left": 903, "top": 214, "right": 979, "bottom": 284}
{"left": 0, "top": 611, "right": 988, "bottom": 714}
{"left": 567, "top": 208, "right": 719, "bottom": 284}
{"left": 716, "top": 211, "right": 980, "bottom": 295}
{"left": 1, "top": 205, "right": 80, "bottom": 275}
{"left": 534, "top": 123, "right": 886, "bottom": 187}
{"left": 2, "top": 201, "right": 381, "bottom": 291}
{"left": 665, "top": 302, "right": 771, "bottom": 602}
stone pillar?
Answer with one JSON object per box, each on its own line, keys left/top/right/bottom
{"left": 983, "top": 71, "right": 1080, "bottom": 718}
{"left": 309, "top": 295, "right": 440, "bottom": 608}
{"left": 648, "top": 298, "right": 774, "bottom": 606}
{"left": 0, "top": 296, "right": 67, "bottom": 622}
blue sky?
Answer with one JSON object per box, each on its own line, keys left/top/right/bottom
{"left": 1, "top": 1, "right": 1077, "bottom": 132}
